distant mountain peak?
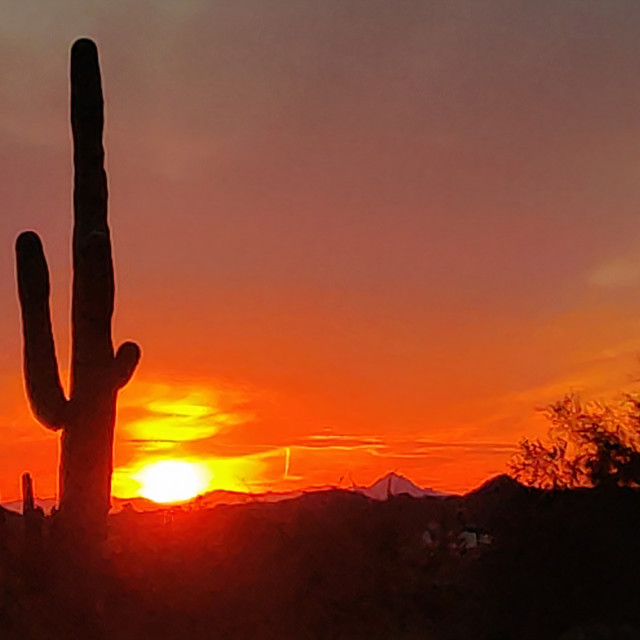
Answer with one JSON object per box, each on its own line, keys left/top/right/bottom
{"left": 353, "top": 471, "right": 447, "bottom": 501}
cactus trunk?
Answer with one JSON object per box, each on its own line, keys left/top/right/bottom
{"left": 15, "top": 39, "right": 140, "bottom": 551}
{"left": 59, "top": 400, "right": 116, "bottom": 542}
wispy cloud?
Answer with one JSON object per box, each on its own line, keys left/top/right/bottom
{"left": 295, "top": 431, "right": 385, "bottom": 450}
{"left": 118, "top": 381, "right": 254, "bottom": 446}
{"left": 589, "top": 253, "right": 640, "bottom": 288}
{"left": 291, "top": 429, "right": 516, "bottom": 459}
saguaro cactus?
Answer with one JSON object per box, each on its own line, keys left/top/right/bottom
{"left": 21, "top": 472, "right": 35, "bottom": 514}
{"left": 15, "top": 39, "right": 140, "bottom": 548}
{"left": 21, "top": 471, "right": 44, "bottom": 588}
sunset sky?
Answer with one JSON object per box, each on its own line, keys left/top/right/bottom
{"left": 2, "top": 1, "right": 640, "bottom": 502}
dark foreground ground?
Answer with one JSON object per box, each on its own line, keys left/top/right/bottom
{"left": 0, "top": 475, "right": 639, "bottom": 640}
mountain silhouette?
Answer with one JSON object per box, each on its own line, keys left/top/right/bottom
{"left": 2, "top": 472, "right": 449, "bottom": 515}
{"left": 354, "top": 471, "right": 447, "bottom": 500}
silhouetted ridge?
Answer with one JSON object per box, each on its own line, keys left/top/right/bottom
{"left": 467, "top": 473, "right": 526, "bottom": 497}
{"left": 1, "top": 478, "right": 640, "bottom": 638}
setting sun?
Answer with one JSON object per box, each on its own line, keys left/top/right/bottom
{"left": 135, "top": 460, "right": 211, "bottom": 504}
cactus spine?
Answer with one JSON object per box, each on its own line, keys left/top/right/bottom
{"left": 15, "top": 39, "right": 140, "bottom": 549}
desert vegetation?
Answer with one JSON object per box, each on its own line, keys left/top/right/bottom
{"left": 15, "top": 40, "right": 140, "bottom": 561}
{"left": 2, "top": 465, "right": 640, "bottom": 639}
{"left": 509, "top": 393, "right": 640, "bottom": 490}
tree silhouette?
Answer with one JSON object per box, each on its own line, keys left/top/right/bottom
{"left": 15, "top": 39, "right": 140, "bottom": 553}
{"left": 508, "top": 394, "right": 640, "bottom": 490}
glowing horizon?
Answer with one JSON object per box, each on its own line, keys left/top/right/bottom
{"left": 134, "top": 460, "right": 211, "bottom": 504}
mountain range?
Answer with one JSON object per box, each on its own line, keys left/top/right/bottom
{"left": 2, "top": 471, "right": 448, "bottom": 514}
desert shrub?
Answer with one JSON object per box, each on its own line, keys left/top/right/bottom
{"left": 508, "top": 394, "right": 640, "bottom": 489}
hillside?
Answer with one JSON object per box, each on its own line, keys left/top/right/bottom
{"left": 2, "top": 477, "right": 638, "bottom": 639}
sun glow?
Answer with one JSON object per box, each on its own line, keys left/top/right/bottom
{"left": 135, "top": 460, "right": 211, "bottom": 503}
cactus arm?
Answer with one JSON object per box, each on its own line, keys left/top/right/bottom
{"left": 15, "top": 232, "right": 68, "bottom": 430}
{"left": 113, "top": 341, "right": 141, "bottom": 388}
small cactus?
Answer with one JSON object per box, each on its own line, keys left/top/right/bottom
{"left": 21, "top": 472, "right": 35, "bottom": 515}
{"left": 21, "top": 472, "right": 45, "bottom": 590}
{"left": 15, "top": 39, "right": 140, "bottom": 550}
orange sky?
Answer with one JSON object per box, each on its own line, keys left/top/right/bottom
{"left": 3, "top": 2, "right": 640, "bottom": 503}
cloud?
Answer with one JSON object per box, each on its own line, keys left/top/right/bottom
{"left": 291, "top": 429, "right": 516, "bottom": 459}
{"left": 295, "top": 431, "right": 385, "bottom": 450}
{"left": 412, "top": 440, "right": 517, "bottom": 454}
{"left": 589, "top": 254, "right": 640, "bottom": 288}
{"left": 118, "top": 380, "right": 255, "bottom": 445}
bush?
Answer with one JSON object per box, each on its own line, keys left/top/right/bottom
{"left": 508, "top": 394, "right": 640, "bottom": 490}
